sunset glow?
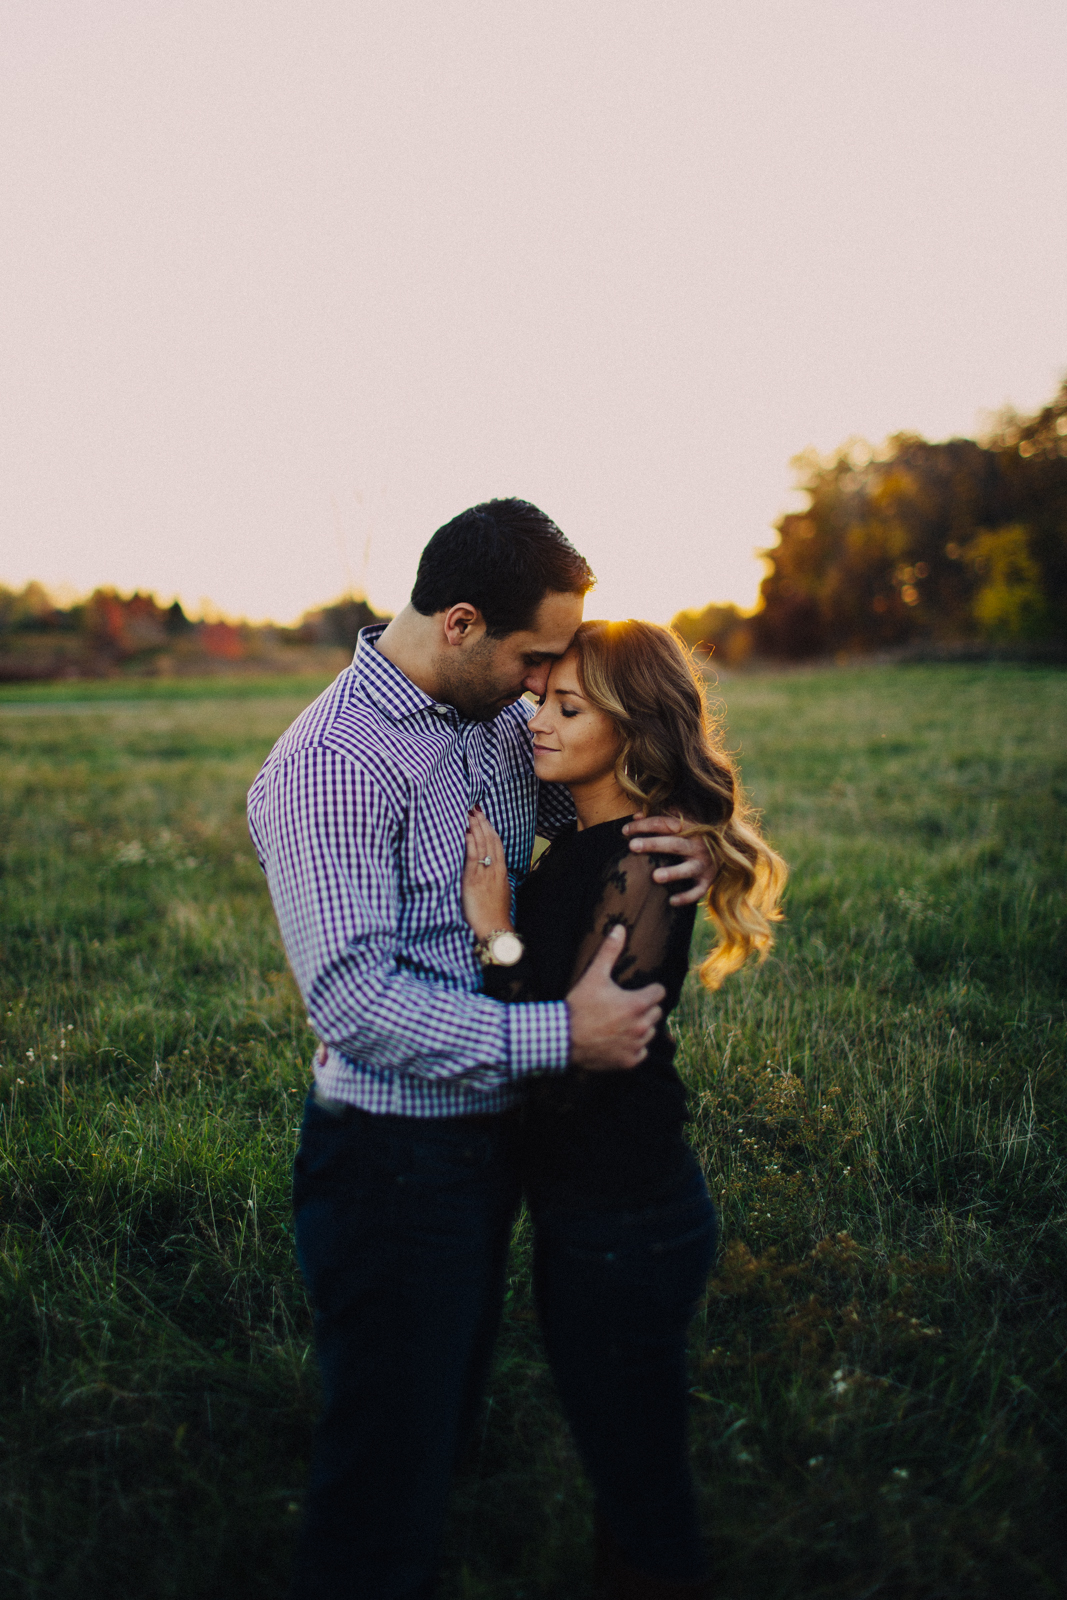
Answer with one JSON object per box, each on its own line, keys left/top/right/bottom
{"left": 2, "top": 1, "right": 1065, "bottom": 624}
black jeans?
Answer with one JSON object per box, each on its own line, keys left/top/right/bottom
{"left": 529, "top": 1152, "right": 718, "bottom": 1584}
{"left": 290, "top": 1094, "right": 521, "bottom": 1600}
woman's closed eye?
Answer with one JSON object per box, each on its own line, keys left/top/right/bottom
{"left": 560, "top": 705, "right": 579, "bottom": 718}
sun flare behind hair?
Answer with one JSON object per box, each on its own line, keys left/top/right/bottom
{"left": 570, "top": 619, "right": 787, "bottom": 988}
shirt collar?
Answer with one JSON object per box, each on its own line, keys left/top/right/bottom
{"left": 353, "top": 623, "right": 455, "bottom": 723}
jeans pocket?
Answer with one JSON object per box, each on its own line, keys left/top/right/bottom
{"left": 292, "top": 1095, "right": 367, "bottom": 1206}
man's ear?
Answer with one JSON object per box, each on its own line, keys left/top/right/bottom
{"left": 441, "top": 603, "right": 485, "bottom": 649}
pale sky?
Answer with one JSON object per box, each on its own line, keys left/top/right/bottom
{"left": 2, "top": 0, "right": 1065, "bottom": 624}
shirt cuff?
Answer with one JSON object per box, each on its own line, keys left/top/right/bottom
{"left": 505, "top": 1000, "right": 570, "bottom": 1079}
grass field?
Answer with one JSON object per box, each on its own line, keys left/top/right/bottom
{"left": 1, "top": 663, "right": 1065, "bottom": 1599}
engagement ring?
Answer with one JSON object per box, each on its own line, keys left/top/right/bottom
{"left": 480, "top": 856, "right": 492, "bottom": 867}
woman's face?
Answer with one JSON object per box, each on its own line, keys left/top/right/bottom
{"left": 528, "top": 650, "right": 622, "bottom": 790}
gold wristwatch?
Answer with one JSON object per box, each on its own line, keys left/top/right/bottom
{"left": 474, "top": 929, "right": 525, "bottom": 967}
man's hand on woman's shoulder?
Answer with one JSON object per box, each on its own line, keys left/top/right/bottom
{"left": 622, "top": 814, "right": 716, "bottom": 907}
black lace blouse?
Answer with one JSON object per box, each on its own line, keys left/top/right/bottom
{"left": 482, "top": 815, "right": 698, "bottom": 1207}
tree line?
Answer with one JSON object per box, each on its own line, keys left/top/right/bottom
{"left": 673, "top": 377, "right": 1067, "bottom": 662}
{"left": 0, "top": 586, "right": 388, "bottom": 681}
{"left": 5, "top": 378, "right": 1066, "bottom": 679}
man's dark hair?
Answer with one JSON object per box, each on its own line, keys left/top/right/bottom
{"left": 410, "top": 498, "right": 595, "bottom": 637}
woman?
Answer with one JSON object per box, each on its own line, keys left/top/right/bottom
{"left": 461, "top": 619, "right": 786, "bottom": 1600}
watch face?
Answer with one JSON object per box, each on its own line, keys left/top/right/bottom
{"left": 490, "top": 931, "right": 524, "bottom": 967}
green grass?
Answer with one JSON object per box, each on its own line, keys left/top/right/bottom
{"left": 0, "top": 671, "right": 339, "bottom": 704}
{"left": 1, "top": 665, "right": 1065, "bottom": 1598}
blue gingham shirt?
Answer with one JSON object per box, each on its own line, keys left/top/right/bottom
{"left": 247, "top": 625, "right": 578, "bottom": 1117}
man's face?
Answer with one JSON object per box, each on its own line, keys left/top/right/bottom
{"left": 438, "top": 590, "right": 585, "bottom": 721}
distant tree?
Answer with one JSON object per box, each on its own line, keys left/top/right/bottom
{"left": 198, "top": 621, "right": 245, "bottom": 660}
{"left": 964, "top": 525, "right": 1048, "bottom": 640}
{"left": 670, "top": 602, "right": 754, "bottom": 664}
{"left": 294, "top": 595, "right": 389, "bottom": 649}
{"left": 0, "top": 581, "right": 57, "bottom": 632}
{"left": 83, "top": 589, "right": 130, "bottom": 653}
{"left": 82, "top": 589, "right": 169, "bottom": 659}
{"left": 752, "top": 379, "right": 1067, "bottom": 656}
{"left": 166, "top": 600, "right": 194, "bottom": 635}
{"left": 984, "top": 384, "right": 1067, "bottom": 632}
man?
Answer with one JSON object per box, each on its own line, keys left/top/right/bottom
{"left": 248, "top": 499, "right": 715, "bottom": 1600}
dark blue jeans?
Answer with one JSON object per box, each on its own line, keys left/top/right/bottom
{"left": 290, "top": 1094, "right": 521, "bottom": 1600}
{"left": 529, "top": 1152, "right": 718, "bottom": 1584}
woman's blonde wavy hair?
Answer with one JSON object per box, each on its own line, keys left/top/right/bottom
{"left": 570, "top": 619, "right": 787, "bottom": 990}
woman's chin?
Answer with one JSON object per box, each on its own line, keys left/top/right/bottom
{"left": 532, "top": 752, "right": 564, "bottom": 782}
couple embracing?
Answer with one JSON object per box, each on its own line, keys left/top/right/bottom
{"left": 248, "top": 499, "right": 785, "bottom": 1600}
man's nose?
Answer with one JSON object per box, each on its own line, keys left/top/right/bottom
{"left": 523, "top": 664, "right": 552, "bottom": 697}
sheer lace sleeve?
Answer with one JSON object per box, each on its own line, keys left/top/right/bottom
{"left": 569, "top": 847, "right": 684, "bottom": 992}
{"left": 480, "top": 837, "right": 688, "bottom": 1006}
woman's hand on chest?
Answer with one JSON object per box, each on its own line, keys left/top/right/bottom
{"left": 461, "top": 807, "right": 514, "bottom": 939}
